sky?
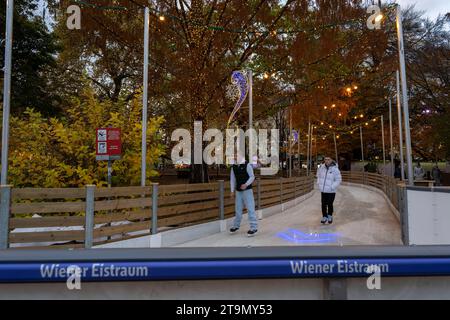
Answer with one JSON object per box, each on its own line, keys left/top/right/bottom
{"left": 395, "top": 0, "right": 449, "bottom": 19}
{"left": 35, "top": 0, "right": 449, "bottom": 22}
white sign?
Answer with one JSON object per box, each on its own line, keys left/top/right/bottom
{"left": 97, "top": 129, "right": 107, "bottom": 142}
{"left": 97, "top": 142, "right": 107, "bottom": 154}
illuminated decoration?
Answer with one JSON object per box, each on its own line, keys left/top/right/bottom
{"left": 159, "top": 15, "right": 166, "bottom": 22}
{"left": 277, "top": 229, "right": 341, "bottom": 244}
{"left": 227, "top": 71, "right": 249, "bottom": 126}
{"left": 292, "top": 130, "right": 299, "bottom": 143}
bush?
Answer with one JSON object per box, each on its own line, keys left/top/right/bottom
{"left": 3, "top": 87, "right": 165, "bottom": 187}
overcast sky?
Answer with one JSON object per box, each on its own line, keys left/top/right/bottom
{"left": 396, "top": 0, "right": 449, "bottom": 19}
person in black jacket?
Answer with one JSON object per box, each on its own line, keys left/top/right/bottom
{"left": 229, "top": 154, "right": 258, "bottom": 237}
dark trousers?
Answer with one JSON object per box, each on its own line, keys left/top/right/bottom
{"left": 321, "top": 192, "right": 336, "bottom": 217}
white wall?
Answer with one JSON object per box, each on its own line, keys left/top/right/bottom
{"left": 2, "top": 277, "right": 450, "bottom": 300}
{"left": 407, "top": 189, "right": 450, "bottom": 245}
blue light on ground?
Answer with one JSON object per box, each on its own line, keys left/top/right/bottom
{"left": 276, "top": 228, "right": 341, "bottom": 244}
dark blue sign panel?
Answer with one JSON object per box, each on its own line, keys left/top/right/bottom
{"left": 1, "top": 258, "right": 450, "bottom": 283}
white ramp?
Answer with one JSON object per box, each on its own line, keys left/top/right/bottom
{"left": 176, "top": 185, "right": 402, "bottom": 247}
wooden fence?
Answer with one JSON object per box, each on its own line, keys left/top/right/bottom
{"left": 340, "top": 171, "right": 403, "bottom": 212}
{"left": 0, "top": 176, "right": 314, "bottom": 250}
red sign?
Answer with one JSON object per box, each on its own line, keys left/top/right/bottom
{"left": 96, "top": 128, "right": 122, "bottom": 160}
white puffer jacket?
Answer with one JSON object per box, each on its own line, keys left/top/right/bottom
{"left": 317, "top": 162, "right": 342, "bottom": 193}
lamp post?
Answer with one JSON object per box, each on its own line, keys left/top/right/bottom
{"left": 397, "top": 71, "right": 406, "bottom": 181}
{"left": 389, "top": 99, "right": 394, "bottom": 176}
{"left": 141, "top": 7, "right": 150, "bottom": 187}
{"left": 381, "top": 115, "right": 386, "bottom": 173}
{"left": 396, "top": 5, "right": 414, "bottom": 185}
{"left": 1, "top": 0, "right": 14, "bottom": 185}
{"left": 360, "top": 126, "right": 365, "bottom": 171}
{"left": 333, "top": 133, "right": 338, "bottom": 165}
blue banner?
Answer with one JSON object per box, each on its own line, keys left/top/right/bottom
{"left": 1, "top": 258, "right": 450, "bottom": 283}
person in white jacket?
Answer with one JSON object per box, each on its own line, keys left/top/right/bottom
{"left": 317, "top": 157, "right": 342, "bottom": 224}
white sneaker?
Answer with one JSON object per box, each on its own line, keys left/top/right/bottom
{"left": 327, "top": 215, "right": 333, "bottom": 224}
{"left": 321, "top": 217, "right": 327, "bottom": 224}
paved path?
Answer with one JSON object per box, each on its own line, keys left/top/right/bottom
{"left": 177, "top": 185, "right": 402, "bottom": 247}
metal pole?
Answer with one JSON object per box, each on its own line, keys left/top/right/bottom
{"left": 84, "top": 185, "right": 95, "bottom": 249}
{"left": 257, "top": 178, "right": 261, "bottom": 211}
{"left": 396, "top": 5, "right": 414, "bottom": 185}
{"left": 1, "top": 0, "right": 14, "bottom": 185}
{"left": 141, "top": 7, "right": 150, "bottom": 187}
{"left": 107, "top": 160, "right": 112, "bottom": 188}
{"left": 151, "top": 183, "right": 158, "bottom": 234}
{"left": 310, "top": 125, "right": 315, "bottom": 174}
{"left": 397, "top": 71, "right": 405, "bottom": 181}
{"left": 389, "top": 99, "right": 394, "bottom": 176}
{"left": 360, "top": 126, "right": 364, "bottom": 171}
{"left": 306, "top": 120, "right": 311, "bottom": 176}
{"left": 298, "top": 128, "right": 301, "bottom": 176}
{"left": 0, "top": 185, "right": 12, "bottom": 249}
{"left": 333, "top": 133, "right": 338, "bottom": 165}
{"left": 381, "top": 115, "right": 386, "bottom": 173}
{"left": 289, "top": 108, "right": 292, "bottom": 178}
{"left": 218, "top": 180, "right": 225, "bottom": 220}
{"left": 314, "top": 131, "right": 318, "bottom": 170}
{"left": 248, "top": 70, "right": 253, "bottom": 130}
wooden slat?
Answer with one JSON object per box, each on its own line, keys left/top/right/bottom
{"left": 11, "top": 201, "right": 85, "bottom": 215}
{"left": 10, "top": 243, "right": 85, "bottom": 250}
{"left": 12, "top": 188, "right": 85, "bottom": 200}
{"left": 159, "top": 209, "right": 219, "bottom": 227}
{"left": 93, "top": 221, "right": 149, "bottom": 238}
{"left": 94, "top": 197, "right": 151, "bottom": 211}
{"left": 158, "top": 199, "right": 218, "bottom": 217}
{"left": 10, "top": 230, "right": 85, "bottom": 243}
{"left": 94, "top": 210, "right": 150, "bottom": 224}
{"left": 261, "top": 190, "right": 280, "bottom": 200}
{"left": 94, "top": 186, "right": 152, "bottom": 198}
{"left": 260, "top": 179, "right": 281, "bottom": 186}
{"left": 10, "top": 216, "right": 85, "bottom": 228}
{"left": 261, "top": 184, "right": 281, "bottom": 192}
{"left": 158, "top": 191, "right": 219, "bottom": 206}
{"left": 159, "top": 183, "right": 218, "bottom": 194}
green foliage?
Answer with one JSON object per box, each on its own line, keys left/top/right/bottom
{"left": 1, "top": 0, "right": 61, "bottom": 115}
{"left": 4, "top": 87, "right": 165, "bottom": 187}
